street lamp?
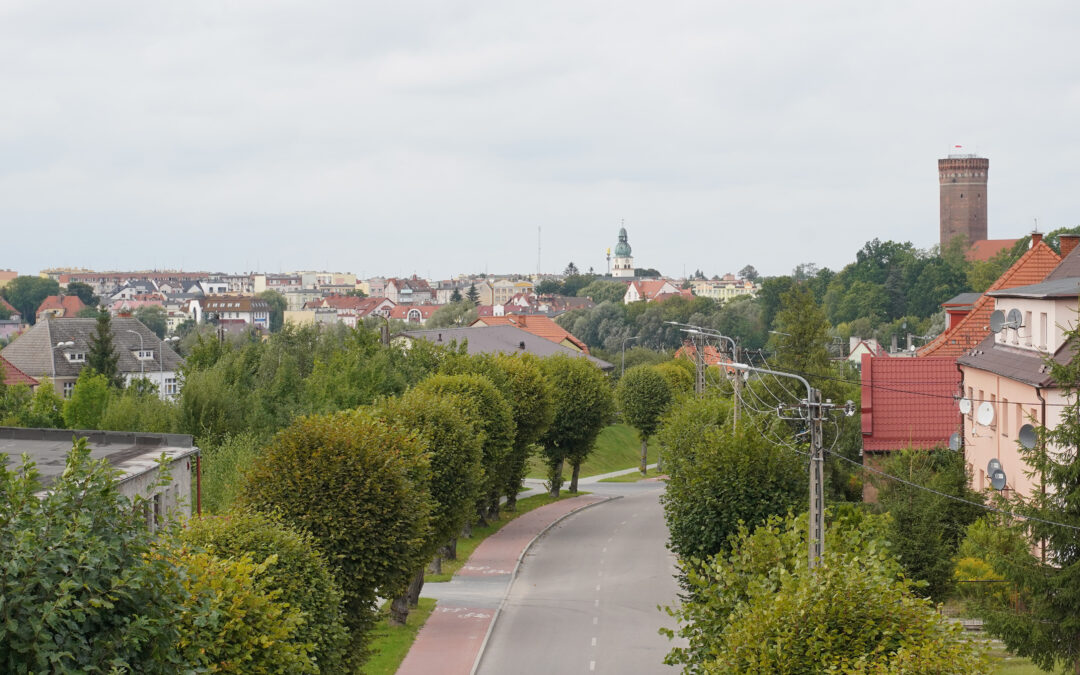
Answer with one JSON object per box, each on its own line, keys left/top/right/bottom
{"left": 620, "top": 335, "right": 640, "bottom": 375}
{"left": 125, "top": 329, "right": 145, "bottom": 378}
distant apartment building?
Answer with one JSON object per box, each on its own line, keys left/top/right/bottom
{"left": 64, "top": 271, "right": 207, "bottom": 297}
{"left": 492, "top": 279, "right": 535, "bottom": 305}
{"left": 253, "top": 274, "right": 302, "bottom": 294}
{"left": 0, "top": 269, "right": 17, "bottom": 288}
{"left": 193, "top": 295, "right": 271, "bottom": 332}
{"left": 386, "top": 277, "right": 434, "bottom": 305}
{"left": 691, "top": 274, "right": 758, "bottom": 301}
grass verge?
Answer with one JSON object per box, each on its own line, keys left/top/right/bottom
{"left": 425, "top": 490, "right": 589, "bottom": 584}
{"left": 526, "top": 423, "right": 654, "bottom": 480}
{"left": 362, "top": 597, "right": 436, "bottom": 675}
{"left": 988, "top": 641, "right": 1064, "bottom": 674}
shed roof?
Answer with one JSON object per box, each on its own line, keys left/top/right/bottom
{"left": 860, "top": 355, "right": 961, "bottom": 452}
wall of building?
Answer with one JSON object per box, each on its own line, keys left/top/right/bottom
{"left": 117, "top": 450, "right": 198, "bottom": 524}
{"left": 939, "top": 156, "right": 989, "bottom": 247}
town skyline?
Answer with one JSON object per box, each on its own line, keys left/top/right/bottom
{"left": 4, "top": 2, "right": 1079, "bottom": 278}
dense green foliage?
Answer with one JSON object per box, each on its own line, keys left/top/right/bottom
{"left": 240, "top": 410, "right": 432, "bottom": 647}
{"left": 258, "top": 290, "right": 287, "bottom": 333}
{"left": 441, "top": 352, "right": 554, "bottom": 508}
{"left": 133, "top": 305, "right": 168, "bottom": 338}
{"left": 181, "top": 511, "right": 352, "bottom": 674}
{"left": 0, "top": 438, "right": 188, "bottom": 672}
{"left": 0, "top": 275, "right": 59, "bottom": 324}
{"left": 199, "top": 433, "right": 262, "bottom": 514}
{"left": 62, "top": 368, "right": 111, "bottom": 429}
{"left": 874, "top": 449, "right": 985, "bottom": 600}
{"left": 660, "top": 397, "right": 806, "bottom": 562}
{"left": 171, "top": 547, "right": 316, "bottom": 674}
{"left": 664, "top": 509, "right": 989, "bottom": 674}
{"left": 413, "top": 373, "right": 515, "bottom": 520}
{"left": 538, "top": 354, "right": 615, "bottom": 494}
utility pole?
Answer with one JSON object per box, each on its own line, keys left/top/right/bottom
{"left": 694, "top": 330, "right": 705, "bottom": 396}
{"left": 808, "top": 387, "right": 825, "bottom": 568}
{"left": 732, "top": 343, "right": 741, "bottom": 431}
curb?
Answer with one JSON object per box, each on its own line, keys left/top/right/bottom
{"left": 468, "top": 494, "right": 622, "bottom": 675}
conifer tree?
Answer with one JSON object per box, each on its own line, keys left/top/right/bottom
{"left": 87, "top": 309, "right": 123, "bottom": 388}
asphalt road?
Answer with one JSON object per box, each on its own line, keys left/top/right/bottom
{"left": 476, "top": 482, "right": 682, "bottom": 675}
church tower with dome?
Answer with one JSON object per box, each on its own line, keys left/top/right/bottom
{"left": 612, "top": 227, "right": 635, "bottom": 278}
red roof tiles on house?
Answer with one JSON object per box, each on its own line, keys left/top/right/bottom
{"left": 918, "top": 239, "right": 1060, "bottom": 358}
{"left": 35, "top": 295, "right": 87, "bottom": 318}
{"left": 1, "top": 355, "right": 38, "bottom": 388}
{"left": 967, "top": 239, "right": 1020, "bottom": 262}
{"left": 860, "top": 354, "right": 961, "bottom": 452}
{"left": 0, "top": 297, "right": 19, "bottom": 316}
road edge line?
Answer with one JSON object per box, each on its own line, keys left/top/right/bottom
{"left": 469, "top": 494, "right": 622, "bottom": 675}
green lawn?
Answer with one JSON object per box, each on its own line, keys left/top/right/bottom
{"left": 988, "top": 642, "right": 1063, "bottom": 674}
{"left": 599, "top": 468, "right": 663, "bottom": 483}
{"left": 424, "top": 490, "right": 588, "bottom": 583}
{"left": 362, "top": 597, "right": 437, "bottom": 675}
{"left": 526, "top": 423, "right": 656, "bottom": 480}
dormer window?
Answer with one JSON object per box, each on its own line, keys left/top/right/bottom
{"left": 135, "top": 349, "right": 155, "bottom": 360}
{"left": 65, "top": 352, "right": 86, "bottom": 363}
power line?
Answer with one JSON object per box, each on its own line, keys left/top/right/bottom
{"left": 825, "top": 449, "right": 1080, "bottom": 533}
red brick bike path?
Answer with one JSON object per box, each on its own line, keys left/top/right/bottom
{"left": 396, "top": 494, "right": 609, "bottom": 675}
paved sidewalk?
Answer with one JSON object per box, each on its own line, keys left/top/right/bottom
{"left": 396, "top": 493, "right": 612, "bottom": 675}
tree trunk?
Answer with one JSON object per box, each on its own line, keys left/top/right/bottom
{"left": 569, "top": 462, "right": 581, "bottom": 493}
{"left": 429, "top": 554, "right": 443, "bottom": 575}
{"left": 487, "top": 491, "right": 500, "bottom": 521}
{"left": 474, "top": 506, "right": 489, "bottom": 528}
{"left": 506, "top": 486, "right": 518, "bottom": 511}
{"left": 548, "top": 458, "right": 564, "bottom": 497}
{"left": 640, "top": 438, "right": 648, "bottom": 475}
{"left": 389, "top": 593, "right": 410, "bottom": 626}
{"left": 407, "top": 567, "right": 425, "bottom": 608}
{"left": 444, "top": 538, "right": 458, "bottom": 560}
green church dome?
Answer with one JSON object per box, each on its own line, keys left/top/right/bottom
{"left": 614, "top": 227, "right": 631, "bottom": 256}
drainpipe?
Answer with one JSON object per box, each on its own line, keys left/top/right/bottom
{"left": 956, "top": 361, "right": 966, "bottom": 454}
{"left": 195, "top": 452, "right": 202, "bottom": 516}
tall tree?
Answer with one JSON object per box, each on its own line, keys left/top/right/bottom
{"left": 1, "top": 276, "right": 59, "bottom": 325}
{"left": 978, "top": 323, "right": 1080, "bottom": 674}
{"left": 539, "top": 355, "right": 614, "bottom": 495}
{"left": 65, "top": 281, "right": 99, "bottom": 307}
{"left": 450, "top": 287, "right": 463, "bottom": 303}
{"left": 738, "top": 264, "right": 759, "bottom": 282}
{"left": 563, "top": 262, "right": 580, "bottom": 276}
{"left": 257, "top": 290, "right": 287, "bottom": 333}
{"left": 133, "top": 305, "right": 168, "bottom": 339}
{"left": 87, "top": 309, "right": 123, "bottom": 388}
{"left": 465, "top": 284, "right": 479, "bottom": 304}
{"left": 615, "top": 366, "right": 673, "bottom": 474}
{"left": 770, "top": 283, "right": 830, "bottom": 378}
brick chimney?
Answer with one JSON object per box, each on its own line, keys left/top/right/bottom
{"left": 1059, "top": 234, "right": 1080, "bottom": 259}
{"left": 1031, "top": 231, "right": 1043, "bottom": 247}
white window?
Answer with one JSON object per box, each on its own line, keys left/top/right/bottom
{"left": 164, "top": 377, "right": 178, "bottom": 396}
{"left": 136, "top": 349, "right": 154, "bottom": 360}
{"left": 65, "top": 352, "right": 86, "bottom": 363}
{"left": 62, "top": 381, "right": 75, "bottom": 398}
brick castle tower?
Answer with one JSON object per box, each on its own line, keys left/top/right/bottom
{"left": 939, "top": 150, "right": 988, "bottom": 248}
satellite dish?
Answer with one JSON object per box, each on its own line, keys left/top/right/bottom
{"left": 948, "top": 432, "right": 962, "bottom": 451}
{"left": 1018, "top": 424, "right": 1037, "bottom": 450}
{"left": 958, "top": 398, "right": 972, "bottom": 415}
{"left": 1007, "top": 308, "right": 1023, "bottom": 327}
{"left": 990, "top": 469, "right": 1007, "bottom": 491}
{"left": 989, "top": 310, "right": 1006, "bottom": 333}
{"left": 987, "top": 458, "right": 1002, "bottom": 475}
{"left": 976, "top": 401, "right": 995, "bottom": 426}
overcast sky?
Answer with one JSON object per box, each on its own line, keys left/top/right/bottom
{"left": 2, "top": 1, "right": 1078, "bottom": 280}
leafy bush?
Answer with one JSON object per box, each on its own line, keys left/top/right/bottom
{"left": 660, "top": 399, "right": 805, "bottom": 562}
{"left": 200, "top": 432, "right": 262, "bottom": 514}
{"left": 665, "top": 509, "right": 989, "bottom": 674}
{"left": 172, "top": 547, "right": 316, "bottom": 674}
{"left": 100, "top": 387, "right": 179, "bottom": 433}
{"left": 874, "top": 448, "right": 985, "bottom": 599}
{"left": 0, "top": 438, "right": 187, "bottom": 672}
{"left": 240, "top": 410, "right": 432, "bottom": 646}
{"left": 181, "top": 511, "right": 352, "bottom": 674}
{"left": 63, "top": 368, "right": 111, "bottom": 429}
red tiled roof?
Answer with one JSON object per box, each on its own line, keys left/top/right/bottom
{"left": 0, "top": 297, "right": 18, "bottom": 316}
{"left": 35, "top": 295, "right": 86, "bottom": 318}
{"left": 390, "top": 304, "right": 438, "bottom": 320}
{"left": 861, "top": 354, "right": 961, "bottom": 452}
{"left": 967, "top": 239, "right": 1020, "bottom": 262}
{"left": 1, "top": 355, "right": 38, "bottom": 387}
{"left": 469, "top": 315, "right": 590, "bottom": 353}
{"left": 918, "top": 240, "right": 1060, "bottom": 358}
